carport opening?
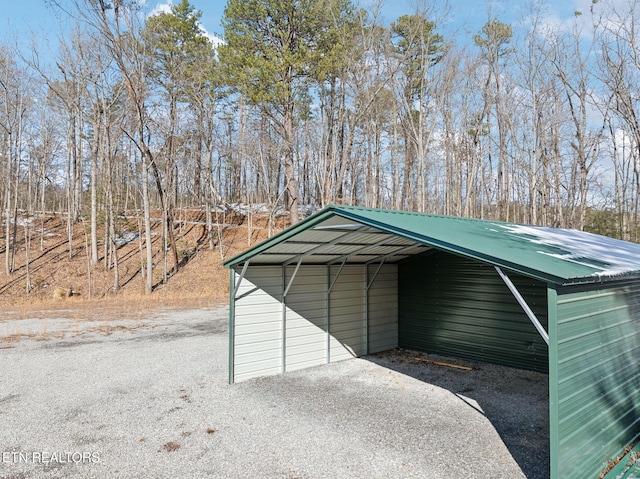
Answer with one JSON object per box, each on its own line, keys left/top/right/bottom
{"left": 373, "top": 248, "right": 551, "bottom": 477}
{"left": 229, "top": 220, "right": 552, "bottom": 476}
{"left": 364, "top": 348, "right": 550, "bottom": 478}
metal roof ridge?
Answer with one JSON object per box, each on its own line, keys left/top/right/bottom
{"left": 329, "top": 204, "right": 583, "bottom": 230}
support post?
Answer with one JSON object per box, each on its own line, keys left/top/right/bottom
{"left": 364, "top": 265, "right": 369, "bottom": 355}
{"left": 281, "top": 266, "right": 287, "bottom": 374}
{"left": 326, "top": 265, "right": 331, "bottom": 364}
{"left": 229, "top": 268, "right": 235, "bottom": 384}
{"left": 326, "top": 259, "right": 347, "bottom": 365}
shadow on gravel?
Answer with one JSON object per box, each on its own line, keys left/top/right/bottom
{"left": 366, "top": 349, "right": 550, "bottom": 479}
{"left": 45, "top": 340, "right": 105, "bottom": 349}
{"left": 124, "top": 319, "right": 227, "bottom": 343}
{"left": 27, "top": 316, "right": 228, "bottom": 350}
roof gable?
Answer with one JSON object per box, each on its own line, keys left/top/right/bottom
{"left": 224, "top": 205, "right": 640, "bottom": 285}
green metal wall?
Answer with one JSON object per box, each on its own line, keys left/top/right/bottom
{"left": 551, "top": 279, "right": 640, "bottom": 479}
{"left": 398, "top": 250, "right": 548, "bottom": 372}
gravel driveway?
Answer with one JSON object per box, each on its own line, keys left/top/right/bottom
{"left": 0, "top": 307, "right": 549, "bottom": 478}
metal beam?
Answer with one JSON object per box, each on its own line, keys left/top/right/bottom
{"left": 328, "top": 258, "right": 347, "bottom": 293}
{"left": 495, "top": 266, "right": 549, "bottom": 345}
{"left": 234, "top": 260, "right": 250, "bottom": 292}
{"left": 367, "top": 258, "right": 386, "bottom": 290}
{"left": 283, "top": 227, "right": 367, "bottom": 266}
{"left": 234, "top": 287, "right": 259, "bottom": 302}
{"left": 328, "top": 234, "right": 409, "bottom": 265}
{"left": 284, "top": 257, "right": 303, "bottom": 297}
{"left": 312, "top": 223, "right": 363, "bottom": 230}
{"left": 382, "top": 243, "right": 428, "bottom": 260}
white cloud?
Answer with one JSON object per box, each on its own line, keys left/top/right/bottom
{"left": 202, "top": 29, "right": 224, "bottom": 48}
{"left": 531, "top": 0, "right": 640, "bottom": 40}
{"left": 148, "top": 1, "right": 172, "bottom": 17}
{"left": 147, "top": 1, "right": 224, "bottom": 46}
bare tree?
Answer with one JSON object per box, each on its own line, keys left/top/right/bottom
{"left": 543, "top": 14, "right": 604, "bottom": 230}
{"left": 0, "top": 46, "right": 30, "bottom": 274}
{"left": 594, "top": 0, "right": 640, "bottom": 239}
{"left": 57, "top": 0, "right": 158, "bottom": 293}
{"left": 473, "top": 18, "right": 514, "bottom": 220}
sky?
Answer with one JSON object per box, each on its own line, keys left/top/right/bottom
{"left": 0, "top": 0, "right": 225, "bottom": 46}
{"left": 0, "top": 0, "right": 586, "bottom": 49}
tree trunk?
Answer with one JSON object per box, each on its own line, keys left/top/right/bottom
{"left": 90, "top": 116, "right": 99, "bottom": 265}
{"left": 4, "top": 137, "right": 12, "bottom": 275}
{"left": 141, "top": 153, "right": 154, "bottom": 294}
{"left": 24, "top": 222, "right": 31, "bottom": 293}
{"left": 283, "top": 99, "right": 300, "bottom": 224}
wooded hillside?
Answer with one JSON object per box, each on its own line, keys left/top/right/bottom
{"left": 0, "top": 207, "right": 286, "bottom": 308}
{"left": 1, "top": 0, "right": 640, "bottom": 299}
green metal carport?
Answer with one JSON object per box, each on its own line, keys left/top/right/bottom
{"left": 223, "top": 204, "right": 640, "bottom": 479}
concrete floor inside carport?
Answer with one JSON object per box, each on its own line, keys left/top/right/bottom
{"left": 247, "top": 348, "right": 550, "bottom": 479}
{"left": 368, "top": 349, "right": 550, "bottom": 478}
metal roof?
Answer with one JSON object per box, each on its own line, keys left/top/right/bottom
{"left": 223, "top": 205, "right": 640, "bottom": 285}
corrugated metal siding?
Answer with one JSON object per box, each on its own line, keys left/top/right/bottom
{"left": 547, "top": 286, "right": 560, "bottom": 479}
{"left": 233, "top": 264, "right": 393, "bottom": 382}
{"left": 284, "top": 265, "right": 327, "bottom": 372}
{"left": 555, "top": 279, "right": 640, "bottom": 479}
{"left": 233, "top": 266, "right": 283, "bottom": 383}
{"left": 329, "top": 265, "right": 366, "bottom": 361}
{"left": 367, "top": 264, "right": 398, "bottom": 353}
{"left": 398, "top": 251, "right": 548, "bottom": 372}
